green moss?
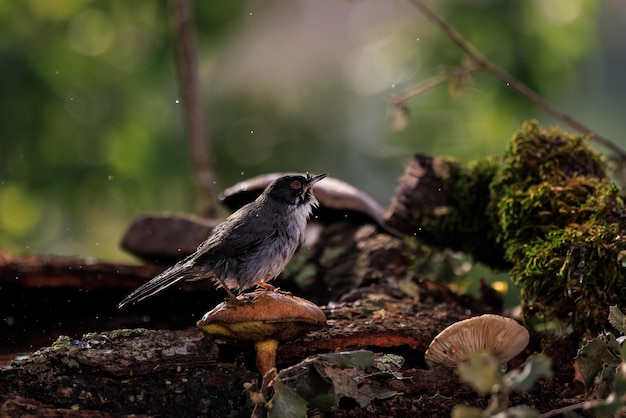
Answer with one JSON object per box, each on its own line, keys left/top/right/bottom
{"left": 416, "top": 155, "right": 507, "bottom": 269}
{"left": 394, "top": 120, "right": 624, "bottom": 333}
{"left": 514, "top": 220, "right": 622, "bottom": 331}
{"left": 490, "top": 120, "right": 626, "bottom": 333}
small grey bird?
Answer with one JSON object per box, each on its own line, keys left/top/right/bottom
{"left": 118, "top": 173, "right": 327, "bottom": 308}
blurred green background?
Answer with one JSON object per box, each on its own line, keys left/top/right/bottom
{"left": 1, "top": 0, "right": 624, "bottom": 265}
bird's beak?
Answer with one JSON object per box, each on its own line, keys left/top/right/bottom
{"left": 304, "top": 173, "right": 327, "bottom": 188}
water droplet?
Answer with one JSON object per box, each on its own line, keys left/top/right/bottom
{"left": 175, "top": 99, "right": 180, "bottom": 104}
{"left": 250, "top": 130, "right": 254, "bottom": 134}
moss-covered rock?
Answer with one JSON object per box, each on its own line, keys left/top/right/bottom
{"left": 386, "top": 120, "right": 625, "bottom": 333}
{"left": 490, "top": 120, "right": 626, "bottom": 333}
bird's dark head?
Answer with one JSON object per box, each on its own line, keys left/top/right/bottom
{"left": 263, "top": 173, "right": 327, "bottom": 206}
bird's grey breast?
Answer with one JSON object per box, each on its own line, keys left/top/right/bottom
{"left": 244, "top": 201, "right": 310, "bottom": 283}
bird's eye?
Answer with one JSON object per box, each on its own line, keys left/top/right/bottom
{"left": 290, "top": 180, "right": 302, "bottom": 190}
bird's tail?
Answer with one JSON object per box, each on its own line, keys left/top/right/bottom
{"left": 117, "top": 255, "right": 197, "bottom": 308}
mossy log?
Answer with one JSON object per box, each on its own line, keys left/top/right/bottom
{"left": 383, "top": 153, "right": 507, "bottom": 269}
{"left": 385, "top": 121, "right": 626, "bottom": 334}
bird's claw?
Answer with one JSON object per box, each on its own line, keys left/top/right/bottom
{"left": 256, "top": 282, "right": 291, "bottom": 296}
{"left": 225, "top": 294, "right": 254, "bottom": 306}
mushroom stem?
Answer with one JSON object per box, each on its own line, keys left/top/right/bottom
{"left": 254, "top": 339, "right": 279, "bottom": 376}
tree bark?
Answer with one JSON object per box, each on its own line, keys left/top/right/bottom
{"left": 0, "top": 207, "right": 584, "bottom": 417}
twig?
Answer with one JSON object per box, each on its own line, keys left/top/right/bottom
{"left": 539, "top": 389, "right": 626, "bottom": 417}
{"left": 539, "top": 398, "right": 617, "bottom": 417}
{"left": 539, "top": 400, "right": 590, "bottom": 418}
{"left": 388, "top": 72, "right": 448, "bottom": 106}
{"left": 388, "top": 61, "right": 480, "bottom": 106}
{"left": 406, "top": 0, "right": 626, "bottom": 163}
{"left": 169, "top": 0, "right": 218, "bottom": 217}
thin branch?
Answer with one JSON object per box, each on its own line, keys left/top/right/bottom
{"left": 539, "top": 394, "right": 626, "bottom": 418}
{"left": 169, "top": 0, "right": 218, "bottom": 217}
{"left": 389, "top": 72, "right": 449, "bottom": 106}
{"left": 406, "top": 0, "right": 626, "bottom": 163}
{"left": 388, "top": 61, "right": 480, "bottom": 106}
{"left": 539, "top": 400, "right": 591, "bottom": 418}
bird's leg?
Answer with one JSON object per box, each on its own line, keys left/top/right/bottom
{"left": 217, "top": 277, "right": 240, "bottom": 304}
{"left": 256, "top": 282, "right": 291, "bottom": 296}
{"left": 256, "top": 282, "right": 276, "bottom": 291}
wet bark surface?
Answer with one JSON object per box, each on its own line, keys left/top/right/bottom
{"left": 0, "top": 241, "right": 585, "bottom": 418}
{"left": 0, "top": 295, "right": 584, "bottom": 418}
{"left": 0, "top": 156, "right": 596, "bottom": 417}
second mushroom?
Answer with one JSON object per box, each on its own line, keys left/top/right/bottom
{"left": 425, "top": 314, "right": 530, "bottom": 369}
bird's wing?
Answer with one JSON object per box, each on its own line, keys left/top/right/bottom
{"left": 192, "top": 203, "right": 278, "bottom": 264}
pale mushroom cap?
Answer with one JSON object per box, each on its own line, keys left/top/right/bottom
{"left": 425, "top": 314, "right": 530, "bottom": 369}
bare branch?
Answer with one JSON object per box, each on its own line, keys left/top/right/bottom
{"left": 169, "top": 0, "right": 218, "bottom": 217}
{"left": 539, "top": 394, "right": 626, "bottom": 418}
{"left": 388, "top": 61, "right": 480, "bottom": 106}
{"left": 406, "top": 0, "right": 626, "bottom": 162}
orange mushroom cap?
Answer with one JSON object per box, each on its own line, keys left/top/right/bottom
{"left": 197, "top": 290, "right": 326, "bottom": 375}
